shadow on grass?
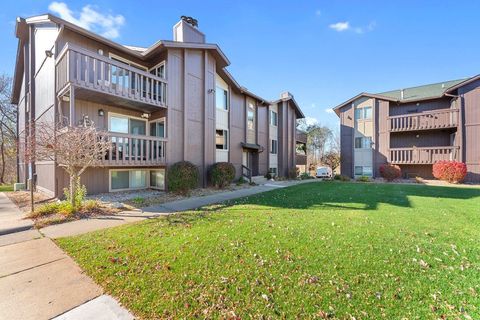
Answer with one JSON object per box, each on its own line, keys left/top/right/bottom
{"left": 231, "top": 182, "right": 480, "bottom": 211}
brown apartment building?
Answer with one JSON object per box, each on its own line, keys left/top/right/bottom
{"left": 12, "top": 14, "right": 305, "bottom": 196}
{"left": 334, "top": 76, "right": 480, "bottom": 182}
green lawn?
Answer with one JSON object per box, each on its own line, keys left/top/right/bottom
{"left": 57, "top": 182, "right": 480, "bottom": 319}
{"left": 0, "top": 184, "right": 13, "bottom": 192}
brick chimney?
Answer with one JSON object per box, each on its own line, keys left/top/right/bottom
{"left": 281, "top": 91, "right": 293, "bottom": 99}
{"left": 173, "top": 16, "right": 205, "bottom": 43}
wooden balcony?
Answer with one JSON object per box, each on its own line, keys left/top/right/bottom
{"left": 389, "top": 109, "right": 459, "bottom": 132}
{"left": 296, "top": 130, "right": 307, "bottom": 143}
{"left": 296, "top": 153, "right": 307, "bottom": 165}
{"left": 389, "top": 146, "right": 459, "bottom": 164}
{"left": 56, "top": 43, "right": 167, "bottom": 111}
{"left": 103, "top": 133, "right": 167, "bottom": 166}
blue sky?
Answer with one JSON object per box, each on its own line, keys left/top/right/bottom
{"left": 2, "top": 1, "right": 480, "bottom": 128}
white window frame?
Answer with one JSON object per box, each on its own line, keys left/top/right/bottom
{"left": 215, "top": 129, "right": 229, "bottom": 150}
{"left": 354, "top": 166, "right": 373, "bottom": 177}
{"left": 215, "top": 86, "right": 229, "bottom": 111}
{"left": 354, "top": 137, "right": 372, "bottom": 149}
{"left": 149, "top": 117, "right": 167, "bottom": 138}
{"left": 109, "top": 169, "right": 147, "bottom": 192}
{"left": 270, "top": 110, "right": 278, "bottom": 127}
{"left": 149, "top": 61, "right": 167, "bottom": 79}
{"left": 108, "top": 112, "right": 148, "bottom": 136}
{"left": 271, "top": 139, "right": 278, "bottom": 154}
{"left": 247, "top": 105, "right": 255, "bottom": 130}
{"left": 149, "top": 169, "right": 166, "bottom": 190}
{"left": 363, "top": 106, "right": 372, "bottom": 119}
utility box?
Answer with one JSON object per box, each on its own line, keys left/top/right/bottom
{"left": 13, "top": 183, "right": 25, "bottom": 191}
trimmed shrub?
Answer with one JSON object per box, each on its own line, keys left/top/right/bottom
{"left": 288, "top": 167, "right": 300, "bottom": 180}
{"left": 334, "top": 174, "right": 350, "bottom": 181}
{"left": 300, "top": 172, "right": 314, "bottom": 180}
{"left": 209, "top": 162, "right": 236, "bottom": 188}
{"left": 167, "top": 161, "right": 199, "bottom": 195}
{"left": 379, "top": 164, "right": 402, "bottom": 182}
{"left": 432, "top": 161, "right": 467, "bottom": 183}
{"left": 356, "top": 176, "right": 371, "bottom": 183}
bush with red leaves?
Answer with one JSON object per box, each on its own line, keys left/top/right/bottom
{"left": 432, "top": 161, "right": 467, "bottom": 183}
{"left": 379, "top": 164, "right": 402, "bottom": 181}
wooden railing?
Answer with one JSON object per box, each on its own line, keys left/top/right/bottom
{"left": 389, "top": 146, "right": 459, "bottom": 164}
{"left": 103, "top": 133, "right": 167, "bottom": 166}
{"left": 56, "top": 43, "right": 167, "bottom": 107}
{"left": 296, "top": 154, "right": 307, "bottom": 165}
{"left": 296, "top": 130, "right": 307, "bottom": 143}
{"left": 389, "top": 109, "right": 459, "bottom": 132}
{"left": 241, "top": 165, "right": 252, "bottom": 183}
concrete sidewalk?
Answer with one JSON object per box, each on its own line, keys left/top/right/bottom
{"left": 0, "top": 192, "right": 33, "bottom": 235}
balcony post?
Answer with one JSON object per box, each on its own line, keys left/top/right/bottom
{"left": 69, "top": 86, "right": 75, "bottom": 126}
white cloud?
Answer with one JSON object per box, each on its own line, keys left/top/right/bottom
{"left": 325, "top": 108, "right": 334, "bottom": 114}
{"left": 48, "top": 2, "right": 125, "bottom": 39}
{"left": 304, "top": 116, "right": 319, "bottom": 126}
{"left": 329, "top": 21, "right": 350, "bottom": 32}
{"left": 329, "top": 20, "right": 376, "bottom": 34}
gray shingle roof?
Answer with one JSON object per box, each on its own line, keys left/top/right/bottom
{"left": 377, "top": 78, "right": 467, "bottom": 102}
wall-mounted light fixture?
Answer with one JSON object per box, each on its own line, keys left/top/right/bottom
{"left": 208, "top": 88, "right": 216, "bottom": 94}
{"left": 45, "top": 50, "right": 53, "bottom": 58}
{"left": 98, "top": 109, "right": 105, "bottom": 117}
{"left": 415, "top": 134, "right": 420, "bottom": 138}
{"left": 141, "top": 113, "right": 150, "bottom": 119}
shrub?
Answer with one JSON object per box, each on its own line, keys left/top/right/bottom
{"left": 356, "top": 176, "right": 371, "bottom": 183}
{"left": 288, "top": 167, "right": 300, "bottom": 180}
{"left": 167, "top": 161, "right": 199, "bottom": 195}
{"left": 432, "top": 161, "right": 467, "bottom": 183}
{"left": 264, "top": 172, "right": 273, "bottom": 180}
{"left": 379, "top": 164, "right": 402, "bottom": 182}
{"left": 209, "top": 162, "right": 236, "bottom": 188}
{"left": 300, "top": 172, "right": 314, "bottom": 180}
{"left": 29, "top": 201, "right": 74, "bottom": 218}
{"left": 335, "top": 174, "right": 350, "bottom": 181}
{"left": 236, "top": 176, "right": 247, "bottom": 185}
{"left": 83, "top": 199, "right": 101, "bottom": 211}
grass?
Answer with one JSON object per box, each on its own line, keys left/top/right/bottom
{"left": 57, "top": 182, "right": 480, "bottom": 319}
{"left": 0, "top": 184, "right": 13, "bottom": 192}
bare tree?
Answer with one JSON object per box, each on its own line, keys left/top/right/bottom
{"left": 29, "top": 121, "right": 111, "bottom": 209}
{"left": 0, "top": 75, "right": 17, "bottom": 184}
{"left": 322, "top": 151, "right": 341, "bottom": 173}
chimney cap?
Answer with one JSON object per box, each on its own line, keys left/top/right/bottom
{"left": 181, "top": 16, "right": 198, "bottom": 28}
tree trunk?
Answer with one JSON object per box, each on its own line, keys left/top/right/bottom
{"left": 69, "top": 174, "right": 77, "bottom": 209}
{"left": 0, "top": 128, "right": 5, "bottom": 184}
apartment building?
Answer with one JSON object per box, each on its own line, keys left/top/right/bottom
{"left": 11, "top": 14, "right": 305, "bottom": 196}
{"left": 334, "top": 76, "right": 480, "bottom": 182}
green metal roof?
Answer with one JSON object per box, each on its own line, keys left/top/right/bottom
{"left": 377, "top": 78, "right": 467, "bottom": 102}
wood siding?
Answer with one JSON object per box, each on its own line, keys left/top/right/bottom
{"left": 340, "top": 103, "right": 354, "bottom": 177}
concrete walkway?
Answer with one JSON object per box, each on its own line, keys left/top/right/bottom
{"left": 0, "top": 193, "right": 134, "bottom": 320}
{"left": 0, "top": 192, "right": 33, "bottom": 235}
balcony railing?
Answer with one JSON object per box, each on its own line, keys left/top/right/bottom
{"left": 103, "top": 133, "right": 167, "bottom": 166}
{"left": 389, "top": 146, "right": 459, "bottom": 164}
{"left": 56, "top": 43, "right": 167, "bottom": 107}
{"left": 296, "top": 153, "right": 307, "bottom": 165}
{"left": 389, "top": 109, "right": 459, "bottom": 132}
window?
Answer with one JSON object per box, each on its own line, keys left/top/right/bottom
{"left": 270, "top": 110, "right": 278, "bottom": 126}
{"left": 355, "top": 108, "right": 363, "bottom": 120}
{"left": 247, "top": 107, "right": 255, "bottom": 130}
{"left": 109, "top": 114, "right": 146, "bottom": 135}
{"left": 130, "top": 170, "right": 146, "bottom": 189}
{"left": 110, "top": 169, "right": 150, "bottom": 191}
{"left": 216, "top": 86, "right": 228, "bottom": 110}
{"left": 271, "top": 139, "right": 278, "bottom": 154}
{"left": 111, "top": 171, "right": 129, "bottom": 190}
{"left": 216, "top": 130, "right": 228, "bottom": 150}
{"left": 355, "top": 137, "right": 372, "bottom": 149}
{"left": 150, "top": 169, "right": 165, "bottom": 190}
{"left": 150, "top": 62, "right": 166, "bottom": 78}
{"left": 269, "top": 167, "right": 277, "bottom": 176}
{"left": 355, "top": 106, "right": 372, "bottom": 120}
{"left": 150, "top": 119, "right": 166, "bottom": 138}
{"left": 355, "top": 166, "right": 372, "bottom": 176}
{"left": 363, "top": 106, "right": 372, "bottom": 119}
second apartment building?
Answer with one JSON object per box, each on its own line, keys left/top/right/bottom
{"left": 12, "top": 15, "right": 305, "bottom": 196}
{"left": 334, "top": 76, "right": 480, "bottom": 182}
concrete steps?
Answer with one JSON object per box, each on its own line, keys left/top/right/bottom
{"left": 251, "top": 175, "right": 268, "bottom": 185}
